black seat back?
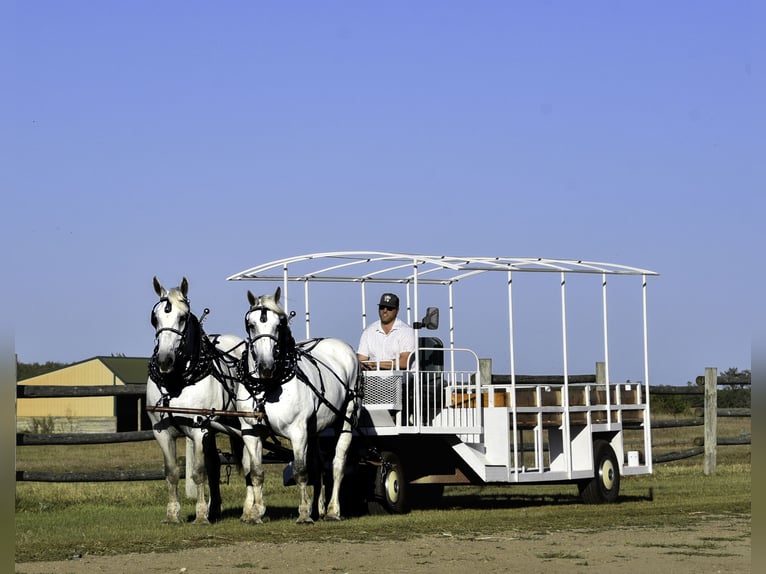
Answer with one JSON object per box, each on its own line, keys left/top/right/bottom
{"left": 418, "top": 336, "right": 444, "bottom": 372}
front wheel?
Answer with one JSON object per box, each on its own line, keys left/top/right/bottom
{"left": 579, "top": 439, "right": 620, "bottom": 504}
{"left": 368, "top": 451, "right": 409, "bottom": 514}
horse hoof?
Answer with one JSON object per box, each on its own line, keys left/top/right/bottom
{"left": 324, "top": 514, "right": 342, "bottom": 522}
{"left": 162, "top": 518, "right": 181, "bottom": 525}
{"left": 240, "top": 516, "right": 263, "bottom": 525}
{"left": 296, "top": 517, "right": 315, "bottom": 525}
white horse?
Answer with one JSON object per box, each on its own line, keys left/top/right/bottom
{"left": 237, "top": 287, "right": 360, "bottom": 524}
{"left": 147, "top": 276, "right": 246, "bottom": 524}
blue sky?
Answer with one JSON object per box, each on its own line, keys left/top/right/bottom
{"left": 4, "top": 1, "right": 762, "bottom": 386}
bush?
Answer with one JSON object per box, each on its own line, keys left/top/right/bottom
{"left": 718, "top": 388, "right": 751, "bottom": 409}
{"left": 651, "top": 394, "right": 691, "bottom": 415}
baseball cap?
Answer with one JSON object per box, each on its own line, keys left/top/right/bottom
{"left": 379, "top": 293, "right": 399, "bottom": 308}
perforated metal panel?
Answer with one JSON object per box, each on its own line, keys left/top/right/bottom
{"left": 361, "top": 373, "right": 403, "bottom": 410}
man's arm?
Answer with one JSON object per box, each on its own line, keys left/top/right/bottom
{"left": 359, "top": 354, "right": 398, "bottom": 370}
{"left": 357, "top": 353, "right": 375, "bottom": 371}
{"left": 397, "top": 351, "right": 412, "bottom": 370}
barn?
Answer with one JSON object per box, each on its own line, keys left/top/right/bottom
{"left": 16, "top": 357, "right": 151, "bottom": 433}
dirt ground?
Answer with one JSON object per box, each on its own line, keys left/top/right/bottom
{"left": 15, "top": 516, "right": 750, "bottom": 574}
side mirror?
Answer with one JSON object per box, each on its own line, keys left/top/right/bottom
{"left": 413, "top": 307, "right": 439, "bottom": 330}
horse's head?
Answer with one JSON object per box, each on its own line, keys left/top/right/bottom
{"left": 151, "top": 276, "right": 195, "bottom": 374}
{"left": 244, "top": 286, "right": 291, "bottom": 380}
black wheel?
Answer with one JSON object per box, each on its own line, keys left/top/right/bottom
{"left": 368, "top": 451, "right": 409, "bottom": 514}
{"left": 579, "top": 439, "right": 620, "bottom": 504}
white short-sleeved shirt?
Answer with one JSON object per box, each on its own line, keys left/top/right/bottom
{"left": 357, "top": 318, "right": 417, "bottom": 368}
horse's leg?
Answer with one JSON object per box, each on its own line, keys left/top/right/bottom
{"left": 155, "top": 431, "right": 182, "bottom": 524}
{"left": 308, "top": 435, "right": 325, "bottom": 521}
{"left": 203, "top": 431, "right": 222, "bottom": 523}
{"left": 290, "top": 433, "right": 314, "bottom": 524}
{"left": 240, "top": 424, "right": 266, "bottom": 524}
{"left": 189, "top": 433, "right": 211, "bottom": 524}
{"left": 325, "top": 401, "right": 356, "bottom": 521}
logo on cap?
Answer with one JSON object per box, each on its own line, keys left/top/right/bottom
{"left": 379, "top": 293, "right": 399, "bottom": 307}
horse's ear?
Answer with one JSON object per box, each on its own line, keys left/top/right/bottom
{"left": 274, "top": 286, "right": 281, "bottom": 304}
{"left": 180, "top": 277, "right": 189, "bottom": 297}
{"left": 153, "top": 276, "right": 165, "bottom": 297}
{"left": 247, "top": 290, "right": 256, "bottom": 306}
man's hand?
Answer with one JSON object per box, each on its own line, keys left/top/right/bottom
{"left": 361, "top": 360, "right": 395, "bottom": 371}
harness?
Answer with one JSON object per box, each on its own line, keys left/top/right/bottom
{"left": 238, "top": 305, "right": 360, "bottom": 428}
{"left": 149, "top": 300, "right": 242, "bottom": 421}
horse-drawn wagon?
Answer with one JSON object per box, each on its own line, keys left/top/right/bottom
{"left": 226, "top": 251, "right": 658, "bottom": 515}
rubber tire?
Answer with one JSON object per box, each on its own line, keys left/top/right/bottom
{"left": 368, "top": 451, "right": 409, "bottom": 514}
{"left": 579, "top": 439, "right": 620, "bottom": 504}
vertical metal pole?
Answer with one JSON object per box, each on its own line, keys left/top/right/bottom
{"left": 704, "top": 367, "right": 718, "bottom": 476}
{"left": 448, "top": 282, "right": 456, "bottom": 372}
{"left": 560, "top": 272, "right": 571, "bottom": 478}
{"left": 508, "top": 270, "right": 519, "bottom": 474}
{"left": 507, "top": 271, "right": 516, "bottom": 384}
{"left": 412, "top": 260, "right": 419, "bottom": 424}
{"left": 412, "top": 259, "right": 419, "bottom": 325}
{"left": 303, "top": 279, "right": 310, "bottom": 339}
{"left": 360, "top": 282, "right": 368, "bottom": 330}
{"left": 642, "top": 274, "right": 653, "bottom": 472}
{"left": 282, "top": 264, "right": 289, "bottom": 316}
{"left": 601, "top": 273, "right": 612, "bottom": 425}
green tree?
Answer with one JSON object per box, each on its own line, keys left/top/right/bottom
{"left": 16, "top": 360, "right": 70, "bottom": 381}
{"left": 719, "top": 367, "right": 750, "bottom": 389}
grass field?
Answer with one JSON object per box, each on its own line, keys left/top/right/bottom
{"left": 15, "top": 416, "right": 751, "bottom": 563}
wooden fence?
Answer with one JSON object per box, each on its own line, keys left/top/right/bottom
{"left": 15, "top": 384, "right": 162, "bottom": 482}
{"left": 646, "top": 367, "right": 751, "bottom": 475}
{"left": 15, "top": 367, "right": 750, "bottom": 482}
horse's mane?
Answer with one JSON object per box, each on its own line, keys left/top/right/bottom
{"left": 166, "top": 287, "right": 190, "bottom": 313}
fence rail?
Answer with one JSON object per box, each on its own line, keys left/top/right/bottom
{"left": 16, "top": 369, "right": 751, "bottom": 482}
{"left": 17, "top": 384, "right": 146, "bottom": 398}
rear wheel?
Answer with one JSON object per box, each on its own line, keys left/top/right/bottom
{"left": 368, "top": 451, "right": 409, "bottom": 514}
{"left": 579, "top": 439, "right": 620, "bottom": 504}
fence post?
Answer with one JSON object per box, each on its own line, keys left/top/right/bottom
{"left": 703, "top": 367, "right": 717, "bottom": 476}
{"left": 186, "top": 438, "right": 197, "bottom": 498}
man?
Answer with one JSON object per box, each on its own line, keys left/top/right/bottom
{"left": 357, "top": 293, "right": 416, "bottom": 371}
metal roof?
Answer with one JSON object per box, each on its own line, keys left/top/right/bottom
{"left": 227, "top": 251, "right": 659, "bottom": 286}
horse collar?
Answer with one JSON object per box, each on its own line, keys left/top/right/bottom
{"left": 239, "top": 334, "right": 298, "bottom": 393}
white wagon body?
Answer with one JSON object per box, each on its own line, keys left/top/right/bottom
{"left": 228, "top": 251, "right": 657, "bottom": 512}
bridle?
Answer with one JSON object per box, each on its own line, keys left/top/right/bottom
{"left": 151, "top": 296, "right": 191, "bottom": 338}
{"left": 149, "top": 296, "right": 214, "bottom": 397}
{"left": 239, "top": 305, "right": 297, "bottom": 392}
